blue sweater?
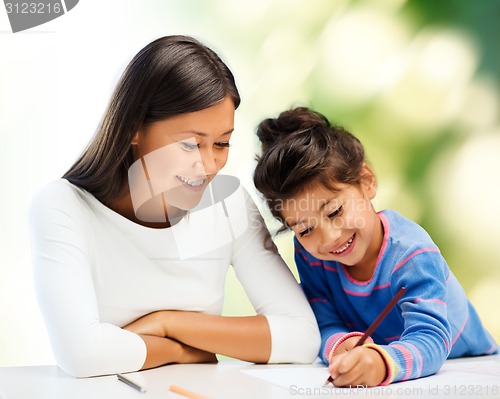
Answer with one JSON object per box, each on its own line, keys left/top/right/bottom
{"left": 295, "top": 209, "right": 498, "bottom": 384}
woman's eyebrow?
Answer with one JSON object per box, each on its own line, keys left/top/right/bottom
{"left": 179, "top": 129, "right": 234, "bottom": 137}
{"left": 286, "top": 219, "right": 306, "bottom": 229}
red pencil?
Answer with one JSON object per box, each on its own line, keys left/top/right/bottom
{"left": 324, "top": 287, "right": 406, "bottom": 386}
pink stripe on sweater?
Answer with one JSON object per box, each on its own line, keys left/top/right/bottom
{"left": 343, "top": 283, "right": 390, "bottom": 297}
{"left": 343, "top": 288, "right": 371, "bottom": 297}
{"left": 393, "top": 248, "right": 440, "bottom": 273}
{"left": 324, "top": 333, "right": 346, "bottom": 361}
{"left": 451, "top": 314, "right": 469, "bottom": 346}
{"left": 405, "top": 342, "right": 423, "bottom": 376}
{"left": 309, "top": 298, "right": 328, "bottom": 303}
{"left": 414, "top": 297, "right": 446, "bottom": 306}
{"left": 486, "top": 344, "right": 497, "bottom": 354}
{"left": 391, "top": 344, "right": 413, "bottom": 381}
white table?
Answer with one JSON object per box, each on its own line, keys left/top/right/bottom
{"left": 1, "top": 356, "right": 499, "bottom": 399}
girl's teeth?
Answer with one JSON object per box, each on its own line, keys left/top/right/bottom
{"left": 333, "top": 236, "right": 354, "bottom": 254}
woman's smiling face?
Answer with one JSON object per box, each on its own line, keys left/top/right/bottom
{"left": 129, "top": 96, "right": 235, "bottom": 221}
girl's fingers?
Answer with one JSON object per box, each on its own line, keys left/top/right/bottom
{"left": 332, "top": 363, "right": 365, "bottom": 387}
{"left": 331, "top": 348, "right": 369, "bottom": 387}
{"left": 328, "top": 352, "right": 348, "bottom": 377}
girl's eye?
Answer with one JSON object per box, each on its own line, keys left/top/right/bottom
{"left": 327, "top": 205, "right": 343, "bottom": 219}
{"left": 299, "top": 227, "right": 313, "bottom": 237}
{"left": 215, "top": 142, "right": 230, "bottom": 149}
{"left": 180, "top": 141, "right": 199, "bottom": 151}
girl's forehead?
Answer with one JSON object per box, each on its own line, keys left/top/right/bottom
{"left": 282, "top": 184, "right": 363, "bottom": 213}
{"left": 290, "top": 183, "right": 348, "bottom": 204}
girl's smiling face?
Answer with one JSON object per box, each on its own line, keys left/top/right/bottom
{"left": 280, "top": 165, "right": 384, "bottom": 280}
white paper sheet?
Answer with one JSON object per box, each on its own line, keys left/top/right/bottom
{"left": 241, "top": 360, "right": 500, "bottom": 396}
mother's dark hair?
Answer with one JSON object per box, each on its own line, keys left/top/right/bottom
{"left": 63, "top": 35, "right": 240, "bottom": 202}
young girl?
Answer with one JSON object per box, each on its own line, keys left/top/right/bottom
{"left": 28, "top": 36, "right": 320, "bottom": 378}
{"left": 253, "top": 107, "right": 498, "bottom": 387}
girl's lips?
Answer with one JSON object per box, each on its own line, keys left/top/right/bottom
{"left": 330, "top": 234, "right": 356, "bottom": 257}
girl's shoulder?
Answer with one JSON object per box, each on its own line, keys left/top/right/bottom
{"left": 380, "top": 209, "right": 435, "bottom": 245}
{"left": 380, "top": 209, "right": 442, "bottom": 261}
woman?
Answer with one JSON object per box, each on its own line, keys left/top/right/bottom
{"left": 29, "top": 35, "right": 320, "bottom": 378}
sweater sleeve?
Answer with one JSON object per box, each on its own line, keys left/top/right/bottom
{"left": 229, "top": 190, "right": 320, "bottom": 363}
{"left": 28, "top": 182, "right": 146, "bottom": 377}
{"left": 294, "top": 242, "right": 357, "bottom": 364}
{"left": 371, "top": 248, "right": 452, "bottom": 384}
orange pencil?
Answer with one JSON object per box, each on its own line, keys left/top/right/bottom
{"left": 169, "top": 384, "right": 210, "bottom": 399}
{"left": 324, "top": 287, "right": 406, "bottom": 386}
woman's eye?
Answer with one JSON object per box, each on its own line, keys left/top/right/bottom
{"left": 180, "top": 141, "right": 199, "bottom": 151}
{"left": 327, "top": 205, "right": 343, "bottom": 219}
{"left": 215, "top": 142, "right": 230, "bottom": 149}
{"left": 299, "top": 227, "right": 313, "bottom": 237}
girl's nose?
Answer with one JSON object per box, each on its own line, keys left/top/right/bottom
{"left": 318, "top": 224, "right": 342, "bottom": 253}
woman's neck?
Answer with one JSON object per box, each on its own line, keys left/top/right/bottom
{"left": 106, "top": 187, "right": 186, "bottom": 229}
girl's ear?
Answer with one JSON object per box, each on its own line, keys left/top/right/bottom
{"left": 360, "top": 163, "right": 377, "bottom": 199}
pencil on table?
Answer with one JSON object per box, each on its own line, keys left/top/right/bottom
{"left": 169, "top": 384, "right": 210, "bottom": 399}
{"left": 324, "top": 287, "right": 407, "bottom": 386}
{"left": 117, "top": 373, "right": 147, "bottom": 393}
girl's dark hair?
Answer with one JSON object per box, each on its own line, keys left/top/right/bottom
{"left": 63, "top": 35, "right": 240, "bottom": 202}
{"left": 253, "top": 107, "right": 365, "bottom": 224}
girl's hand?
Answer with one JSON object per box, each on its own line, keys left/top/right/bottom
{"left": 333, "top": 336, "right": 371, "bottom": 355}
{"left": 123, "top": 311, "right": 171, "bottom": 337}
{"left": 328, "top": 346, "right": 386, "bottom": 387}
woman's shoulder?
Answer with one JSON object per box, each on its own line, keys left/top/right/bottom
{"left": 29, "top": 179, "right": 93, "bottom": 223}
{"left": 31, "top": 179, "right": 87, "bottom": 205}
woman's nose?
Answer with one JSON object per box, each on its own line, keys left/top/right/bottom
{"left": 194, "top": 148, "right": 218, "bottom": 176}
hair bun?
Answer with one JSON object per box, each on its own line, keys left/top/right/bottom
{"left": 256, "top": 107, "right": 330, "bottom": 152}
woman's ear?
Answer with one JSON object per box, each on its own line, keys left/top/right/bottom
{"left": 131, "top": 131, "right": 140, "bottom": 146}
{"left": 360, "top": 163, "right": 377, "bottom": 199}
{"left": 130, "top": 131, "right": 141, "bottom": 161}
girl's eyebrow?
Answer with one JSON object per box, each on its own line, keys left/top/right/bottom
{"left": 318, "top": 199, "right": 332, "bottom": 212}
{"left": 286, "top": 200, "right": 335, "bottom": 228}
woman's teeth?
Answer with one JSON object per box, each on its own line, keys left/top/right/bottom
{"left": 333, "top": 236, "right": 354, "bottom": 254}
{"left": 177, "top": 176, "right": 205, "bottom": 187}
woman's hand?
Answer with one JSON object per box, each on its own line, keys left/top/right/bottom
{"left": 328, "top": 346, "right": 387, "bottom": 387}
{"left": 178, "top": 343, "right": 218, "bottom": 364}
{"left": 136, "top": 334, "right": 217, "bottom": 370}
{"left": 125, "top": 311, "right": 271, "bottom": 364}
{"left": 123, "top": 311, "right": 171, "bottom": 337}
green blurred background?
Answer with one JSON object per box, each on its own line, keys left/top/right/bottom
{"left": 1, "top": 0, "right": 499, "bottom": 366}
{"left": 211, "top": 0, "right": 500, "bottom": 349}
